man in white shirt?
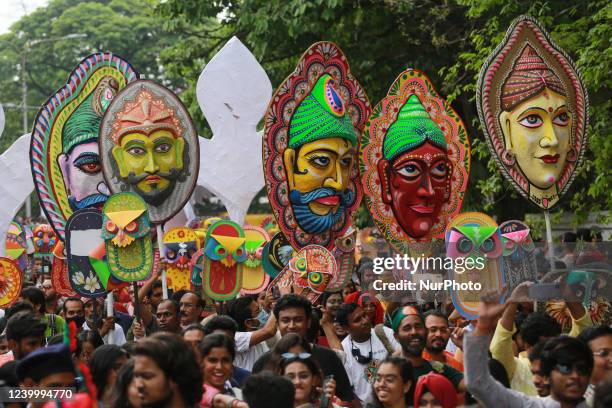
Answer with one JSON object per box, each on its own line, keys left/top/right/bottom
{"left": 227, "top": 295, "right": 277, "bottom": 371}
{"left": 83, "top": 297, "right": 126, "bottom": 345}
{"left": 336, "top": 302, "right": 399, "bottom": 406}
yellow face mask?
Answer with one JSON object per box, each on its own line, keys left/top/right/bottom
{"left": 284, "top": 137, "right": 355, "bottom": 216}
{"left": 499, "top": 89, "right": 571, "bottom": 190}
{"left": 112, "top": 129, "right": 185, "bottom": 194}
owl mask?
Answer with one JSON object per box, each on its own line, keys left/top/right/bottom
{"left": 6, "top": 222, "right": 28, "bottom": 271}
{"left": 241, "top": 226, "right": 271, "bottom": 294}
{"left": 499, "top": 220, "right": 537, "bottom": 290}
{"left": 101, "top": 192, "right": 153, "bottom": 282}
{"left": 268, "top": 245, "right": 337, "bottom": 303}
{"left": 202, "top": 220, "right": 247, "bottom": 301}
{"left": 445, "top": 212, "right": 505, "bottom": 319}
{"left": 162, "top": 227, "right": 199, "bottom": 291}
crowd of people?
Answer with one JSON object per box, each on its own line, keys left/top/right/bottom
{"left": 0, "top": 256, "right": 610, "bottom": 408}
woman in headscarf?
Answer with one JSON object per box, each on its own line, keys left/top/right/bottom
{"left": 413, "top": 372, "right": 458, "bottom": 408}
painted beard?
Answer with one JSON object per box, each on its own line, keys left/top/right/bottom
{"left": 289, "top": 187, "right": 354, "bottom": 234}
{"left": 68, "top": 194, "right": 108, "bottom": 211}
{"left": 125, "top": 169, "right": 182, "bottom": 206}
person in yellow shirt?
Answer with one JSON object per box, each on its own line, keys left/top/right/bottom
{"left": 490, "top": 282, "right": 592, "bottom": 395}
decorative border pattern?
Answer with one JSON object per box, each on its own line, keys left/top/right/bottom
{"left": 263, "top": 42, "right": 371, "bottom": 250}
{"left": 360, "top": 69, "right": 471, "bottom": 254}
{"left": 476, "top": 16, "right": 589, "bottom": 209}
{"left": 30, "top": 53, "right": 138, "bottom": 240}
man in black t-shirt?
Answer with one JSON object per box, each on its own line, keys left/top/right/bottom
{"left": 251, "top": 294, "right": 356, "bottom": 405}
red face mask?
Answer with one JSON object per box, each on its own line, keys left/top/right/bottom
{"left": 378, "top": 142, "right": 450, "bottom": 238}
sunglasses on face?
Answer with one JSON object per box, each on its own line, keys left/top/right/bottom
{"left": 554, "top": 363, "right": 591, "bottom": 376}
{"left": 593, "top": 349, "right": 612, "bottom": 358}
{"left": 281, "top": 352, "right": 312, "bottom": 363}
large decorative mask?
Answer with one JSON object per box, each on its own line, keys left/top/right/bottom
{"left": 202, "top": 220, "right": 247, "bottom": 301}
{"left": 499, "top": 220, "right": 537, "bottom": 290}
{"left": 263, "top": 42, "right": 370, "bottom": 250}
{"left": 0, "top": 257, "right": 22, "bottom": 308}
{"left": 65, "top": 208, "right": 106, "bottom": 297}
{"left": 163, "top": 227, "right": 199, "bottom": 291}
{"left": 445, "top": 212, "right": 505, "bottom": 319}
{"left": 267, "top": 245, "right": 337, "bottom": 303}
{"left": 327, "top": 227, "right": 356, "bottom": 292}
{"left": 33, "top": 224, "right": 58, "bottom": 257}
{"left": 99, "top": 80, "right": 199, "bottom": 223}
{"left": 241, "top": 226, "right": 271, "bottom": 294}
{"left": 262, "top": 232, "right": 296, "bottom": 279}
{"left": 30, "top": 53, "right": 138, "bottom": 240}
{"left": 361, "top": 69, "right": 470, "bottom": 253}
{"left": 477, "top": 16, "right": 589, "bottom": 209}
{"left": 6, "top": 222, "right": 28, "bottom": 271}
{"left": 101, "top": 192, "right": 153, "bottom": 282}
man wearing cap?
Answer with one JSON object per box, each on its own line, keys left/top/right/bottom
{"left": 377, "top": 94, "right": 451, "bottom": 239}
{"left": 16, "top": 343, "right": 76, "bottom": 408}
{"left": 392, "top": 305, "right": 464, "bottom": 399}
{"left": 284, "top": 74, "right": 358, "bottom": 235}
{"left": 110, "top": 89, "right": 187, "bottom": 207}
{"left": 58, "top": 78, "right": 117, "bottom": 211}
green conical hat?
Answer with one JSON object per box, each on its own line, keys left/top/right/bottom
{"left": 62, "top": 93, "right": 101, "bottom": 153}
{"left": 288, "top": 74, "right": 357, "bottom": 149}
{"left": 383, "top": 94, "right": 447, "bottom": 161}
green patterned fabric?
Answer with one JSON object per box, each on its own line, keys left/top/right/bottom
{"left": 288, "top": 74, "right": 357, "bottom": 149}
{"left": 62, "top": 93, "right": 101, "bottom": 153}
{"left": 383, "top": 94, "right": 446, "bottom": 161}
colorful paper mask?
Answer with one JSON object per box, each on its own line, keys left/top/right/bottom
{"left": 101, "top": 192, "right": 153, "bottom": 282}
{"left": 0, "top": 257, "right": 23, "bottom": 308}
{"left": 99, "top": 80, "right": 199, "bottom": 223}
{"left": 6, "top": 222, "right": 28, "bottom": 271}
{"left": 190, "top": 249, "right": 205, "bottom": 287}
{"left": 65, "top": 208, "right": 106, "bottom": 297}
{"left": 202, "top": 220, "right": 247, "bottom": 301}
{"left": 50, "top": 242, "right": 78, "bottom": 297}
{"left": 547, "top": 299, "right": 610, "bottom": 331}
{"left": 445, "top": 212, "right": 505, "bottom": 319}
{"left": 30, "top": 53, "right": 138, "bottom": 240}
{"left": 477, "top": 16, "right": 589, "bottom": 209}
{"left": 33, "top": 224, "right": 58, "bottom": 257}
{"left": 267, "top": 245, "right": 337, "bottom": 303}
{"left": 499, "top": 220, "right": 537, "bottom": 290}
{"left": 361, "top": 69, "right": 470, "bottom": 252}
{"left": 241, "top": 226, "right": 271, "bottom": 294}
{"left": 197, "top": 37, "right": 271, "bottom": 225}
{"left": 262, "top": 232, "right": 296, "bottom": 279}
{"left": 263, "top": 42, "right": 371, "bottom": 250}
{"left": 163, "top": 227, "right": 199, "bottom": 291}
{"left": 327, "top": 227, "right": 356, "bottom": 292}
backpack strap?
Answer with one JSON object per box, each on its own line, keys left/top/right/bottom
{"left": 374, "top": 324, "right": 395, "bottom": 355}
{"left": 48, "top": 314, "right": 57, "bottom": 337}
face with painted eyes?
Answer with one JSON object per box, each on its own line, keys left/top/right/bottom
{"left": 284, "top": 138, "right": 356, "bottom": 234}
{"left": 499, "top": 89, "right": 571, "bottom": 189}
{"left": 112, "top": 129, "right": 185, "bottom": 206}
{"left": 58, "top": 142, "right": 109, "bottom": 211}
{"left": 378, "top": 141, "right": 450, "bottom": 239}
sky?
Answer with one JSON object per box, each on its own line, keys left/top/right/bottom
{"left": 0, "top": 0, "right": 49, "bottom": 35}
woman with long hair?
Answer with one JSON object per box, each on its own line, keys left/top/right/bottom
{"left": 109, "top": 359, "right": 140, "bottom": 408}
{"left": 368, "top": 357, "right": 413, "bottom": 408}
{"left": 89, "top": 344, "right": 129, "bottom": 407}
{"left": 280, "top": 352, "right": 337, "bottom": 408}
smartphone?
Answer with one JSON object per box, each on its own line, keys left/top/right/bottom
{"left": 528, "top": 283, "right": 562, "bottom": 300}
{"left": 271, "top": 285, "right": 280, "bottom": 300}
{"left": 319, "top": 375, "right": 334, "bottom": 408}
